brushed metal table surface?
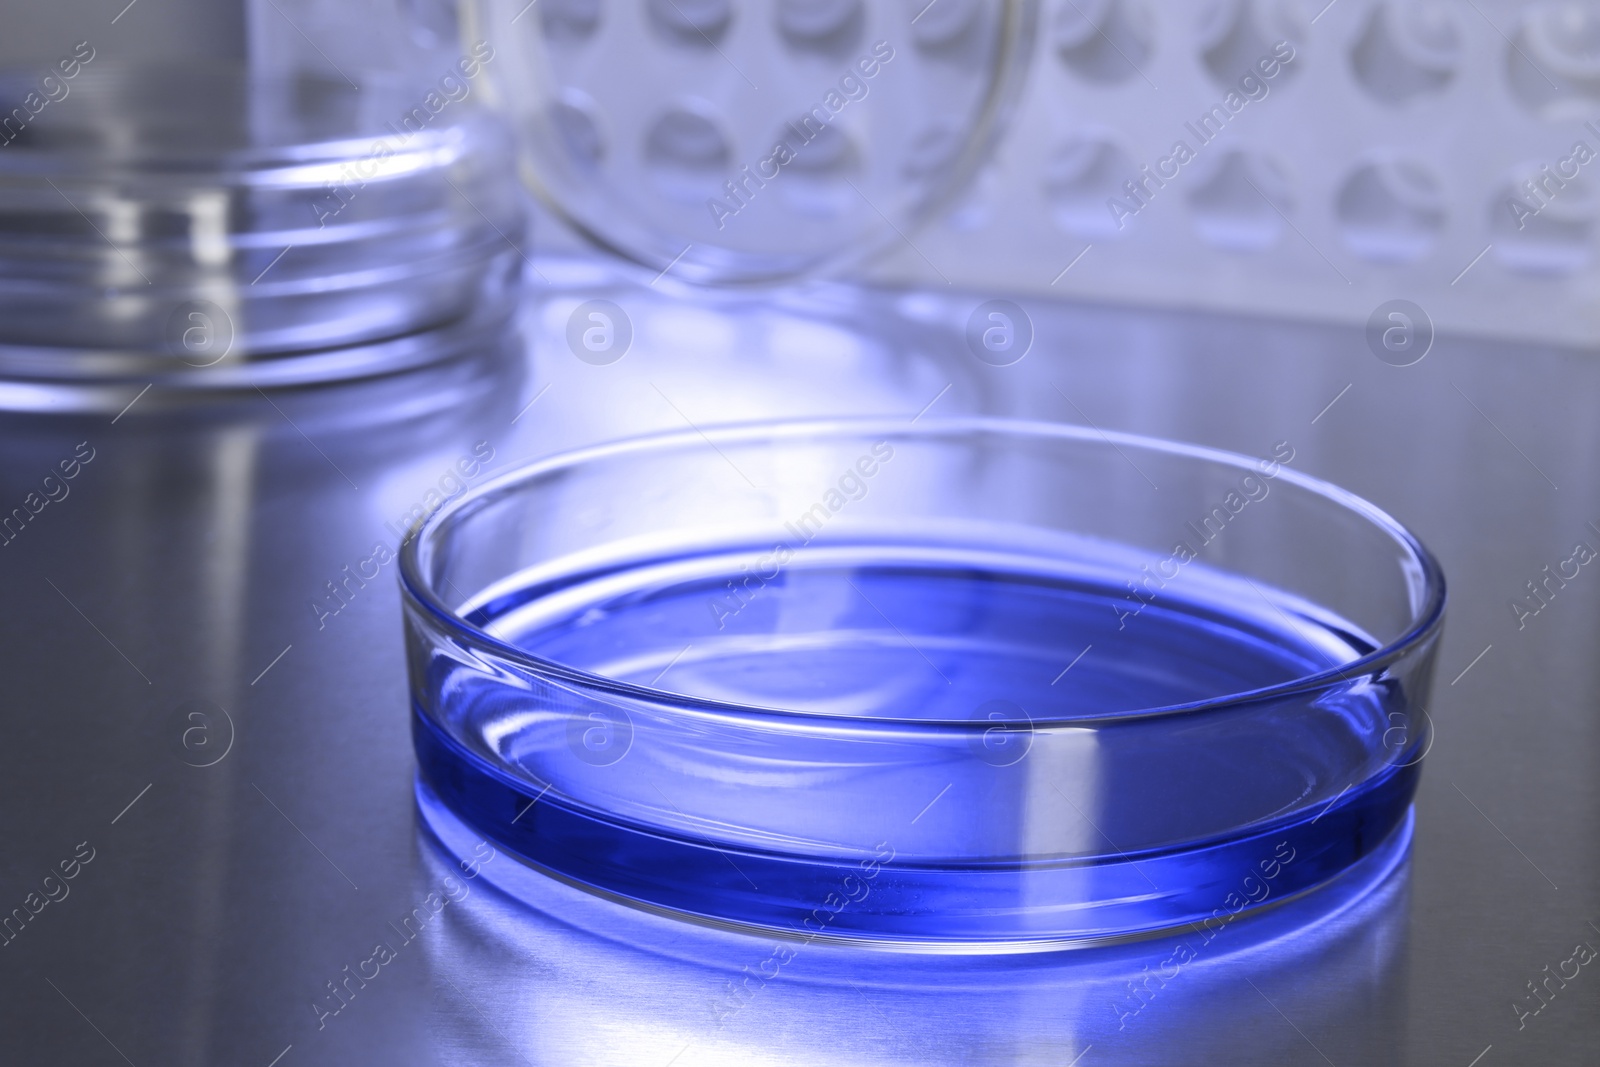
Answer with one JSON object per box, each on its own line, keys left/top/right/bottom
{"left": 0, "top": 262, "right": 1595, "bottom": 1066}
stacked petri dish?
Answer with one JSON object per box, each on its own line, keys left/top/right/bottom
{"left": 0, "top": 62, "right": 524, "bottom": 408}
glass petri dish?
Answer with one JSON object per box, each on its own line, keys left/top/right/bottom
{"left": 0, "top": 62, "right": 523, "bottom": 395}
{"left": 401, "top": 418, "right": 1445, "bottom": 949}
{"left": 462, "top": 0, "right": 1037, "bottom": 285}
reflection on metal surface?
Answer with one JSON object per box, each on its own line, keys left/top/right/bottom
{"left": 0, "top": 271, "right": 1596, "bottom": 1064}
{"left": 0, "top": 325, "right": 522, "bottom": 1067}
{"left": 417, "top": 775, "right": 1411, "bottom": 1066}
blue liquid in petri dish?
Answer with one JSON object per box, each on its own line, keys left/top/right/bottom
{"left": 414, "top": 544, "right": 1421, "bottom": 945}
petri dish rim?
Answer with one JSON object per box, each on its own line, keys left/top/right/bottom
{"left": 399, "top": 416, "right": 1447, "bottom": 731}
{"left": 457, "top": 1, "right": 1040, "bottom": 287}
{"left": 0, "top": 64, "right": 489, "bottom": 172}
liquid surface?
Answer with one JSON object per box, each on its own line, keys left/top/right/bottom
{"left": 478, "top": 547, "right": 1368, "bottom": 719}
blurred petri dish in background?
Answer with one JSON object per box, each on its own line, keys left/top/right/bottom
{"left": 461, "top": 0, "right": 1037, "bottom": 285}
{"left": 401, "top": 418, "right": 1446, "bottom": 949}
{"left": 0, "top": 62, "right": 524, "bottom": 404}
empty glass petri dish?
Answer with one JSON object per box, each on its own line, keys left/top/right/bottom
{"left": 0, "top": 62, "right": 523, "bottom": 397}
{"left": 402, "top": 419, "right": 1445, "bottom": 948}
{"left": 462, "top": 0, "right": 1036, "bottom": 284}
